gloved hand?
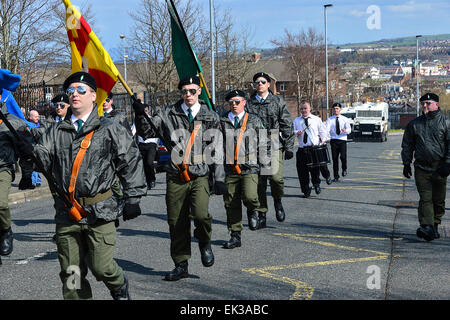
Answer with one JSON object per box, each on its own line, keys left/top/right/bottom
{"left": 403, "top": 164, "right": 412, "bottom": 179}
{"left": 123, "top": 202, "right": 142, "bottom": 221}
{"left": 18, "top": 175, "right": 35, "bottom": 190}
{"left": 284, "top": 150, "right": 294, "bottom": 160}
{"left": 132, "top": 99, "right": 146, "bottom": 116}
{"left": 437, "top": 163, "right": 450, "bottom": 178}
{"left": 214, "top": 181, "right": 228, "bottom": 195}
{"left": 16, "top": 139, "right": 34, "bottom": 160}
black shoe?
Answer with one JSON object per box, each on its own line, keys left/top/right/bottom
{"left": 199, "top": 242, "right": 214, "bottom": 267}
{"left": 326, "top": 177, "right": 332, "bottom": 185}
{"left": 0, "top": 228, "right": 13, "bottom": 256}
{"left": 314, "top": 185, "right": 321, "bottom": 195}
{"left": 150, "top": 181, "right": 156, "bottom": 188}
{"left": 165, "top": 261, "right": 189, "bottom": 281}
{"left": 434, "top": 224, "right": 440, "bottom": 239}
{"left": 304, "top": 187, "right": 312, "bottom": 198}
{"left": 52, "top": 234, "right": 57, "bottom": 242}
{"left": 333, "top": 177, "right": 339, "bottom": 183}
{"left": 342, "top": 170, "right": 347, "bottom": 177}
{"left": 416, "top": 225, "right": 435, "bottom": 241}
{"left": 247, "top": 211, "right": 259, "bottom": 231}
{"left": 110, "top": 275, "right": 131, "bottom": 300}
{"left": 274, "top": 199, "right": 285, "bottom": 222}
{"left": 223, "top": 231, "right": 241, "bottom": 249}
{"left": 258, "top": 212, "right": 267, "bottom": 229}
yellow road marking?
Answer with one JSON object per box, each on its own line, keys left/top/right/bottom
{"left": 242, "top": 233, "right": 402, "bottom": 300}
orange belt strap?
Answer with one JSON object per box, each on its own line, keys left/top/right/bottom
{"left": 233, "top": 113, "right": 249, "bottom": 174}
{"left": 177, "top": 123, "right": 202, "bottom": 182}
{"left": 67, "top": 131, "right": 94, "bottom": 221}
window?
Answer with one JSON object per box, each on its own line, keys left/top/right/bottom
{"left": 279, "top": 82, "right": 286, "bottom": 92}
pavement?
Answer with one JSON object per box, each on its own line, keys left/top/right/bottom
{"left": 8, "top": 171, "right": 52, "bottom": 206}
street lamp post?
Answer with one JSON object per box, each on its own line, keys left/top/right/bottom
{"left": 324, "top": 4, "right": 333, "bottom": 119}
{"left": 416, "top": 35, "right": 422, "bottom": 116}
{"left": 209, "top": 0, "right": 216, "bottom": 104}
{"left": 120, "top": 34, "right": 127, "bottom": 82}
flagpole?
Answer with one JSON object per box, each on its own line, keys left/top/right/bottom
{"left": 168, "top": 0, "right": 214, "bottom": 109}
{"left": 209, "top": 0, "right": 215, "bottom": 105}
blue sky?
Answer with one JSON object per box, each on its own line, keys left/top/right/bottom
{"left": 80, "top": 0, "right": 449, "bottom": 52}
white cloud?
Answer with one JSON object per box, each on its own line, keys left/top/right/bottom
{"left": 349, "top": 9, "right": 366, "bottom": 17}
{"left": 387, "top": 1, "right": 432, "bottom": 13}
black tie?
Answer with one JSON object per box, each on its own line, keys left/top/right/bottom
{"left": 234, "top": 116, "right": 239, "bottom": 128}
{"left": 336, "top": 116, "right": 340, "bottom": 135}
{"left": 303, "top": 118, "right": 309, "bottom": 144}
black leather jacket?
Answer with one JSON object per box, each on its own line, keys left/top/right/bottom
{"left": 401, "top": 108, "right": 450, "bottom": 171}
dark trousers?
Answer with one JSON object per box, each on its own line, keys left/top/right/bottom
{"left": 330, "top": 139, "right": 347, "bottom": 178}
{"left": 296, "top": 148, "right": 320, "bottom": 194}
{"left": 139, "top": 142, "right": 157, "bottom": 186}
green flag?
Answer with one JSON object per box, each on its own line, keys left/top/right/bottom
{"left": 166, "top": 0, "right": 214, "bottom": 111}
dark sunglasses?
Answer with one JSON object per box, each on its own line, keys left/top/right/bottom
{"left": 254, "top": 80, "right": 267, "bottom": 85}
{"left": 105, "top": 98, "right": 111, "bottom": 103}
{"left": 53, "top": 103, "right": 66, "bottom": 109}
{"left": 66, "top": 86, "right": 88, "bottom": 96}
{"left": 228, "top": 99, "right": 241, "bottom": 105}
{"left": 181, "top": 88, "right": 198, "bottom": 95}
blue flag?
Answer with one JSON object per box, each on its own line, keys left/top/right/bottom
{"left": 0, "top": 69, "right": 38, "bottom": 129}
{"left": 0, "top": 69, "right": 21, "bottom": 92}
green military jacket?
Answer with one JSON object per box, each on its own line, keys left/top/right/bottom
{"left": 0, "top": 103, "right": 34, "bottom": 174}
{"left": 33, "top": 106, "right": 147, "bottom": 225}
{"left": 245, "top": 92, "right": 294, "bottom": 153}
{"left": 219, "top": 110, "right": 267, "bottom": 176}
{"left": 134, "top": 99, "right": 225, "bottom": 183}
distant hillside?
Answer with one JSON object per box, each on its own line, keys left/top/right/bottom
{"left": 337, "top": 34, "right": 450, "bottom": 48}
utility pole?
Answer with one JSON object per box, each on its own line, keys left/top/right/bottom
{"left": 324, "top": 4, "right": 333, "bottom": 119}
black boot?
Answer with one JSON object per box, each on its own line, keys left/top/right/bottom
{"left": 416, "top": 225, "right": 435, "bottom": 241}
{"left": 165, "top": 261, "right": 189, "bottom": 281}
{"left": 199, "top": 242, "right": 214, "bottom": 267}
{"left": 434, "top": 224, "right": 440, "bottom": 239}
{"left": 0, "top": 227, "right": 13, "bottom": 256}
{"left": 223, "top": 231, "right": 241, "bottom": 249}
{"left": 247, "top": 210, "right": 259, "bottom": 231}
{"left": 274, "top": 199, "right": 285, "bottom": 222}
{"left": 110, "top": 275, "right": 131, "bottom": 300}
{"left": 258, "top": 212, "right": 266, "bottom": 229}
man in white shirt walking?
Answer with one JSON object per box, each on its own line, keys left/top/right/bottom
{"left": 293, "top": 100, "right": 328, "bottom": 198}
{"left": 326, "top": 103, "right": 351, "bottom": 182}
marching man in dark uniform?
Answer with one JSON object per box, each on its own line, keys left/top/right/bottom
{"left": 0, "top": 91, "right": 35, "bottom": 265}
{"left": 133, "top": 75, "right": 226, "bottom": 281}
{"left": 246, "top": 72, "right": 294, "bottom": 228}
{"left": 401, "top": 92, "right": 450, "bottom": 241}
{"left": 220, "top": 90, "right": 265, "bottom": 248}
{"left": 293, "top": 100, "right": 328, "bottom": 198}
{"left": 326, "top": 102, "right": 351, "bottom": 182}
{"left": 19, "top": 72, "right": 146, "bottom": 299}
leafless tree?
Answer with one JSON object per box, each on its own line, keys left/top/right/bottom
{"left": 272, "top": 28, "right": 325, "bottom": 114}
{"left": 128, "top": 0, "right": 208, "bottom": 106}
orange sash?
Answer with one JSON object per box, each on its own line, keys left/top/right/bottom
{"left": 67, "top": 131, "right": 94, "bottom": 221}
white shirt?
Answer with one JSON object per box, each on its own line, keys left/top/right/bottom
{"left": 293, "top": 114, "right": 328, "bottom": 148}
{"left": 255, "top": 92, "right": 269, "bottom": 102}
{"left": 228, "top": 111, "right": 245, "bottom": 125}
{"left": 71, "top": 112, "right": 92, "bottom": 132}
{"left": 181, "top": 102, "right": 201, "bottom": 120}
{"left": 326, "top": 114, "right": 351, "bottom": 141}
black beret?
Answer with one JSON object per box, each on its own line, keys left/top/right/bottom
{"left": 107, "top": 92, "right": 114, "bottom": 99}
{"left": 332, "top": 102, "right": 342, "bottom": 108}
{"left": 51, "top": 93, "right": 69, "bottom": 104}
{"left": 225, "top": 90, "right": 246, "bottom": 101}
{"left": 63, "top": 71, "right": 97, "bottom": 92}
{"left": 419, "top": 92, "right": 439, "bottom": 103}
{"left": 253, "top": 72, "right": 271, "bottom": 83}
{"left": 178, "top": 75, "right": 201, "bottom": 89}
